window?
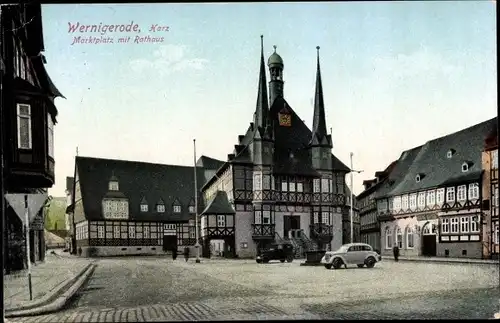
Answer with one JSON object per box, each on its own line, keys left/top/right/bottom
{"left": 441, "top": 218, "right": 449, "bottom": 233}
{"left": 492, "top": 150, "right": 498, "bottom": 170}
{"left": 217, "top": 215, "right": 225, "bottom": 227}
{"left": 144, "top": 226, "right": 150, "bottom": 238}
{"left": 418, "top": 193, "right": 426, "bottom": 208}
{"left": 396, "top": 227, "right": 403, "bottom": 248}
{"left": 297, "top": 183, "right": 303, "bottom": 192}
{"left": 254, "top": 211, "right": 262, "bottom": 224}
{"left": 401, "top": 195, "right": 409, "bottom": 210}
{"left": 322, "top": 212, "right": 329, "bottom": 224}
{"left": 446, "top": 187, "right": 455, "bottom": 202}
{"left": 415, "top": 175, "right": 421, "bottom": 183}
{"left": 460, "top": 217, "right": 469, "bottom": 233}
{"left": 173, "top": 205, "right": 181, "bottom": 213}
{"left": 140, "top": 204, "right": 148, "bottom": 212}
{"left": 157, "top": 205, "right": 165, "bottom": 213}
{"left": 447, "top": 150, "right": 454, "bottom": 159}
{"left": 493, "top": 185, "right": 499, "bottom": 207}
{"left": 385, "top": 227, "right": 393, "bottom": 249}
{"left": 17, "top": 104, "right": 32, "bottom": 149}
{"left": 98, "top": 225, "right": 104, "bottom": 238}
{"left": 47, "top": 114, "right": 54, "bottom": 157}
{"left": 436, "top": 188, "right": 445, "bottom": 204}
{"left": 394, "top": 197, "right": 401, "bottom": 211}
{"left": 494, "top": 223, "right": 499, "bottom": 245}
{"left": 281, "top": 181, "right": 287, "bottom": 192}
{"left": 313, "top": 212, "right": 319, "bottom": 224}
{"left": 189, "top": 205, "right": 195, "bottom": 213}
{"left": 129, "top": 226, "right": 135, "bottom": 238}
{"left": 461, "top": 163, "right": 469, "bottom": 172}
{"left": 114, "top": 225, "right": 120, "bottom": 238}
{"left": 457, "top": 185, "right": 466, "bottom": 201}
{"left": 263, "top": 175, "right": 271, "bottom": 190}
{"left": 406, "top": 227, "right": 414, "bottom": 249}
{"left": 313, "top": 179, "right": 320, "bottom": 193}
{"left": 119, "top": 201, "right": 128, "bottom": 217}
{"left": 253, "top": 173, "right": 262, "bottom": 190}
{"left": 289, "top": 182, "right": 296, "bottom": 192}
{"left": 427, "top": 191, "right": 435, "bottom": 206}
{"left": 321, "top": 178, "right": 330, "bottom": 193}
{"left": 468, "top": 183, "right": 479, "bottom": 200}
{"left": 262, "top": 211, "right": 271, "bottom": 224}
{"left": 470, "top": 215, "right": 480, "bottom": 232}
{"left": 409, "top": 194, "right": 417, "bottom": 209}
{"left": 450, "top": 218, "right": 459, "bottom": 233}
{"left": 108, "top": 181, "right": 119, "bottom": 191}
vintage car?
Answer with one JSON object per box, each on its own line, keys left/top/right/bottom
{"left": 321, "top": 243, "right": 381, "bottom": 269}
{"left": 256, "top": 243, "right": 295, "bottom": 263}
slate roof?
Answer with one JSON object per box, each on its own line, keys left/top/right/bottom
{"left": 377, "top": 117, "right": 497, "bottom": 198}
{"left": 201, "top": 191, "right": 235, "bottom": 215}
{"left": 196, "top": 155, "right": 225, "bottom": 170}
{"left": 356, "top": 160, "right": 398, "bottom": 200}
{"left": 75, "top": 156, "right": 206, "bottom": 222}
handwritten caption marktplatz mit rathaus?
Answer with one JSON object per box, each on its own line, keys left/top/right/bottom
{"left": 68, "top": 22, "right": 169, "bottom": 45}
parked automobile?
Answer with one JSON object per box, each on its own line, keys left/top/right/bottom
{"left": 256, "top": 242, "right": 295, "bottom": 263}
{"left": 321, "top": 243, "right": 381, "bottom": 269}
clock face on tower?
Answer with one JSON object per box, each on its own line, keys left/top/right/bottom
{"left": 278, "top": 107, "right": 291, "bottom": 127}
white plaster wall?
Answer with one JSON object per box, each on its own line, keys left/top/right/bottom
{"left": 81, "top": 246, "right": 167, "bottom": 257}
{"left": 331, "top": 211, "right": 342, "bottom": 251}
{"left": 275, "top": 212, "right": 284, "bottom": 239}
{"left": 380, "top": 217, "right": 421, "bottom": 256}
{"left": 235, "top": 211, "right": 256, "bottom": 258}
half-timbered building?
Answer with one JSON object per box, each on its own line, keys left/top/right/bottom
{"left": 482, "top": 128, "right": 498, "bottom": 259}
{"left": 68, "top": 156, "right": 222, "bottom": 257}
{"left": 357, "top": 162, "right": 397, "bottom": 252}
{"left": 200, "top": 37, "right": 350, "bottom": 259}
{"left": 1, "top": 3, "right": 64, "bottom": 273}
{"left": 377, "top": 117, "right": 497, "bottom": 259}
{"left": 342, "top": 186, "right": 360, "bottom": 244}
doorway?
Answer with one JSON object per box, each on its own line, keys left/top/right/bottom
{"left": 283, "top": 215, "right": 301, "bottom": 239}
{"left": 162, "top": 235, "right": 177, "bottom": 252}
{"left": 421, "top": 222, "right": 437, "bottom": 257}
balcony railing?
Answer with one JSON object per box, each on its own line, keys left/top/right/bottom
{"left": 309, "top": 223, "right": 333, "bottom": 237}
{"left": 235, "top": 189, "right": 346, "bottom": 205}
{"left": 251, "top": 224, "right": 275, "bottom": 239}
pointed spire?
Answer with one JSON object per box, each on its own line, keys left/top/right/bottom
{"left": 310, "top": 46, "right": 330, "bottom": 147}
{"left": 253, "top": 35, "right": 270, "bottom": 139}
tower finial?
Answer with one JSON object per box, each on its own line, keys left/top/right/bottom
{"left": 316, "top": 46, "right": 320, "bottom": 60}
{"left": 260, "top": 35, "right": 263, "bottom": 51}
{"left": 273, "top": 45, "right": 277, "bottom": 53}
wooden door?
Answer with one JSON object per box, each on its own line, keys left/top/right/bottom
{"left": 422, "top": 235, "right": 437, "bottom": 256}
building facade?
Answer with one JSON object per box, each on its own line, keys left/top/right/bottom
{"left": 482, "top": 129, "right": 498, "bottom": 259}
{"left": 67, "top": 156, "right": 224, "bottom": 257}
{"left": 376, "top": 118, "right": 496, "bottom": 259}
{"left": 1, "top": 3, "right": 63, "bottom": 273}
{"left": 357, "top": 162, "right": 397, "bottom": 252}
{"left": 200, "top": 38, "right": 350, "bottom": 259}
{"left": 342, "top": 186, "right": 360, "bottom": 245}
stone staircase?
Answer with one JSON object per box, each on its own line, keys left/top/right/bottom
{"left": 288, "top": 229, "right": 319, "bottom": 259}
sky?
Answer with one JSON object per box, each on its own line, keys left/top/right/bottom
{"left": 41, "top": 2, "right": 497, "bottom": 198}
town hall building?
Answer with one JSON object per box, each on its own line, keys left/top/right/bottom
{"left": 67, "top": 37, "right": 351, "bottom": 258}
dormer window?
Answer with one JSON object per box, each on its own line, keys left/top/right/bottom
{"left": 188, "top": 199, "right": 195, "bottom": 213}
{"left": 109, "top": 181, "right": 119, "bottom": 191}
{"left": 462, "top": 161, "right": 473, "bottom": 173}
{"left": 140, "top": 197, "right": 148, "bottom": 212}
{"left": 156, "top": 199, "right": 165, "bottom": 213}
{"left": 447, "top": 149, "right": 456, "bottom": 159}
{"left": 173, "top": 205, "right": 181, "bottom": 213}
{"left": 415, "top": 173, "right": 425, "bottom": 183}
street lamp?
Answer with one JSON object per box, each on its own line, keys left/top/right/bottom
{"left": 193, "top": 139, "right": 201, "bottom": 263}
{"left": 349, "top": 152, "right": 363, "bottom": 244}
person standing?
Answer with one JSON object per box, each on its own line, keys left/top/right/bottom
{"left": 183, "top": 247, "right": 190, "bottom": 262}
{"left": 393, "top": 245, "right": 400, "bottom": 262}
{"left": 172, "top": 248, "right": 177, "bottom": 260}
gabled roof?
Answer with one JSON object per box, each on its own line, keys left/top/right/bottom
{"left": 201, "top": 191, "right": 235, "bottom": 215}
{"left": 196, "top": 155, "right": 225, "bottom": 170}
{"left": 377, "top": 117, "right": 497, "bottom": 198}
{"left": 75, "top": 156, "right": 206, "bottom": 222}
{"left": 357, "top": 160, "right": 398, "bottom": 200}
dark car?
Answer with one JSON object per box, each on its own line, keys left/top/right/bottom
{"left": 256, "top": 243, "right": 295, "bottom": 263}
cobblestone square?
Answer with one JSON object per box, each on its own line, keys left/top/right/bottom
{"left": 7, "top": 257, "right": 500, "bottom": 322}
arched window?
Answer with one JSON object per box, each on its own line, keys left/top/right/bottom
{"left": 385, "top": 227, "right": 393, "bottom": 249}
{"left": 396, "top": 226, "right": 403, "bottom": 248}
{"left": 406, "top": 226, "right": 414, "bottom": 249}
{"left": 423, "top": 223, "right": 431, "bottom": 235}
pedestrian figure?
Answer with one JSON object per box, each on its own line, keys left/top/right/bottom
{"left": 172, "top": 248, "right": 178, "bottom": 260}
{"left": 78, "top": 247, "right": 82, "bottom": 257}
{"left": 393, "top": 245, "right": 400, "bottom": 262}
{"left": 184, "top": 247, "right": 190, "bottom": 262}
